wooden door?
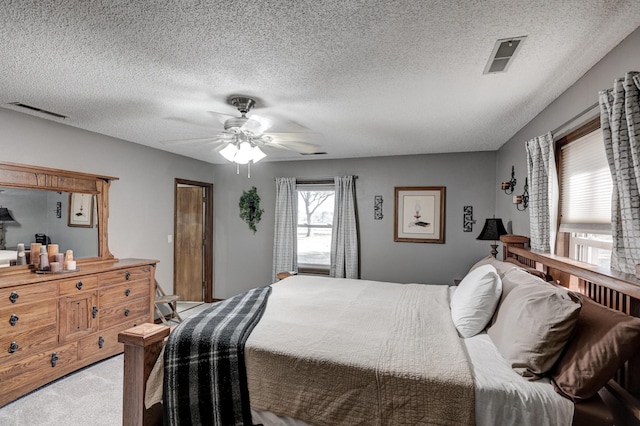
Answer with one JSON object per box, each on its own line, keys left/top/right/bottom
{"left": 175, "top": 186, "right": 204, "bottom": 301}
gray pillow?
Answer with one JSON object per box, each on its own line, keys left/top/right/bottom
{"left": 468, "top": 255, "right": 519, "bottom": 277}
{"left": 487, "top": 269, "right": 582, "bottom": 379}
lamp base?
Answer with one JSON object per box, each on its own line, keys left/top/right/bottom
{"left": 490, "top": 243, "right": 499, "bottom": 258}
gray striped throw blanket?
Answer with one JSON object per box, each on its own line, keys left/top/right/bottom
{"left": 163, "top": 286, "right": 272, "bottom": 426}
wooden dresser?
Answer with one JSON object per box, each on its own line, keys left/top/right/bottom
{"left": 0, "top": 258, "right": 157, "bottom": 407}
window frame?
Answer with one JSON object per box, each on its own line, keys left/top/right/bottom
{"left": 555, "top": 117, "right": 612, "bottom": 266}
{"left": 296, "top": 179, "right": 335, "bottom": 275}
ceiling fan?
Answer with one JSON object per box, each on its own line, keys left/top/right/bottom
{"left": 163, "top": 95, "right": 324, "bottom": 174}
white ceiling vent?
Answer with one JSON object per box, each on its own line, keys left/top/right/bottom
{"left": 483, "top": 36, "right": 527, "bottom": 74}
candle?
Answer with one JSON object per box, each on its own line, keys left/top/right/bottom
{"left": 64, "top": 250, "right": 74, "bottom": 269}
{"left": 30, "top": 243, "right": 41, "bottom": 267}
{"left": 48, "top": 244, "right": 59, "bottom": 264}
{"left": 39, "top": 252, "right": 49, "bottom": 271}
{"left": 16, "top": 243, "right": 26, "bottom": 265}
{"left": 54, "top": 253, "right": 64, "bottom": 264}
{"left": 501, "top": 182, "right": 510, "bottom": 190}
{"left": 50, "top": 262, "right": 62, "bottom": 273}
{"left": 66, "top": 260, "right": 77, "bottom": 271}
{"left": 513, "top": 195, "right": 522, "bottom": 204}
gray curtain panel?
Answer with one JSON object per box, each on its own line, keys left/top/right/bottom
{"left": 272, "top": 177, "right": 297, "bottom": 282}
{"left": 330, "top": 176, "right": 359, "bottom": 278}
{"left": 526, "top": 132, "right": 557, "bottom": 253}
{"left": 599, "top": 71, "right": 640, "bottom": 274}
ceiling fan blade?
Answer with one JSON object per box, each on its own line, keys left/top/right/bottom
{"left": 242, "top": 114, "right": 272, "bottom": 134}
{"left": 161, "top": 134, "right": 232, "bottom": 146}
{"left": 268, "top": 139, "right": 323, "bottom": 154}
{"left": 207, "top": 110, "right": 237, "bottom": 126}
{"left": 163, "top": 116, "right": 220, "bottom": 129}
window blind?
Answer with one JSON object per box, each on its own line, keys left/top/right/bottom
{"left": 559, "top": 128, "right": 612, "bottom": 233}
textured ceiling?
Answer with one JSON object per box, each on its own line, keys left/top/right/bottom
{"left": 1, "top": 1, "right": 639, "bottom": 164}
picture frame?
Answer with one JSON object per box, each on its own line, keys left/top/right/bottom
{"left": 394, "top": 186, "right": 445, "bottom": 243}
{"left": 68, "top": 193, "right": 94, "bottom": 228}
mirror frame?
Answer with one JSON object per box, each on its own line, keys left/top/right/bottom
{"left": 0, "top": 161, "right": 118, "bottom": 274}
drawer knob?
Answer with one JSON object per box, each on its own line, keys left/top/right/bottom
{"left": 51, "top": 352, "right": 58, "bottom": 367}
{"left": 8, "top": 341, "right": 18, "bottom": 354}
{"left": 124, "top": 308, "right": 130, "bottom": 317}
{"left": 76, "top": 281, "right": 83, "bottom": 290}
{"left": 98, "top": 336, "right": 104, "bottom": 349}
{"left": 125, "top": 288, "right": 131, "bottom": 297}
{"left": 125, "top": 271, "right": 131, "bottom": 281}
{"left": 9, "top": 291, "right": 19, "bottom": 304}
{"left": 9, "top": 314, "right": 19, "bottom": 326}
{"left": 92, "top": 305, "right": 98, "bottom": 319}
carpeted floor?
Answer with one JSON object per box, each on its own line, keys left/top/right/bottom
{"left": 0, "top": 302, "right": 210, "bottom": 426}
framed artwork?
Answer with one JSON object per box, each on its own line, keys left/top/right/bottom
{"left": 68, "top": 193, "right": 94, "bottom": 228}
{"left": 394, "top": 186, "right": 445, "bottom": 243}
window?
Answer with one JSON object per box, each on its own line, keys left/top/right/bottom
{"left": 557, "top": 118, "right": 612, "bottom": 266}
{"left": 296, "top": 182, "right": 335, "bottom": 274}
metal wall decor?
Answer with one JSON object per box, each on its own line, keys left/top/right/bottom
{"left": 500, "top": 165, "right": 517, "bottom": 194}
{"left": 514, "top": 177, "right": 529, "bottom": 211}
{"left": 374, "top": 195, "right": 383, "bottom": 219}
{"left": 463, "top": 206, "right": 474, "bottom": 232}
{"left": 56, "top": 202, "right": 62, "bottom": 219}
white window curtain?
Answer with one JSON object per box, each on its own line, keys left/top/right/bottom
{"left": 599, "top": 71, "right": 640, "bottom": 274}
{"left": 272, "top": 177, "right": 297, "bottom": 282}
{"left": 526, "top": 132, "right": 558, "bottom": 253}
{"left": 330, "top": 176, "right": 359, "bottom": 279}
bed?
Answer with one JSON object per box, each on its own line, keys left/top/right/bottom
{"left": 119, "top": 236, "right": 640, "bottom": 426}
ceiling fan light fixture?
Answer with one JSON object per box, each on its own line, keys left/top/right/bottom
{"left": 251, "top": 146, "right": 266, "bottom": 163}
{"left": 234, "top": 142, "right": 255, "bottom": 165}
{"left": 219, "top": 143, "right": 239, "bottom": 162}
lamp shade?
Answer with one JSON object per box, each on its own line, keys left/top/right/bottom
{"left": 476, "top": 218, "right": 507, "bottom": 241}
{"left": 0, "top": 208, "right": 15, "bottom": 223}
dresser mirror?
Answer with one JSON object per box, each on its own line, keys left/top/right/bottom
{"left": 0, "top": 162, "right": 117, "bottom": 273}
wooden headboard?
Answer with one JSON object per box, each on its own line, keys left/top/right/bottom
{"left": 501, "top": 234, "right": 640, "bottom": 423}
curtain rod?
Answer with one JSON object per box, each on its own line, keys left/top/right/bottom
{"left": 274, "top": 176, "right": 358, "bottom": 181}
{"left": 551, "top": 102, "right": 599, "bottom": 137}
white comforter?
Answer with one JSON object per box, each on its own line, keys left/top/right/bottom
{"left": 249, "top": 276, "right": 573, "bottom": 426}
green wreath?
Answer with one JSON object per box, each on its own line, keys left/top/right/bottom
{"left": 239, "top": 186, "right": 264, "bottom": 234}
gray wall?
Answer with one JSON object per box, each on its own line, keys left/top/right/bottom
{"left": 213, "top": 152, "right": 496, "bottom": 298}
{"left": 496, "top": 26, "right": 640, "bottom": 234}
{"left": 0, "top": 108, "right": 214, "bottom": 292}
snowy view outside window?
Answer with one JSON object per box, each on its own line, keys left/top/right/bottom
{"left": 297, "top": 190, "right": 334, "bottom": 268}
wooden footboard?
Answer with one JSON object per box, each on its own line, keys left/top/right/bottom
{"left": 118, "top": 323, "right": 170, "bottom": 426}
{"left": 502, "top": 235, "right": 640, "bottom": 424}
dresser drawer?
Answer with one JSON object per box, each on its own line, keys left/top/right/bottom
{"left": 0, "top": 299, "right": 57, "bottom": 333}
{"left": 0, "top": 342, "right": 78, "bottom": 407}
{"left": 99, "top": 297, "right": 150, "bottom": 330}
{"left": 0, "top": 282, "right": 57, "bottom": 309}
{"left": 99, "top": 280, "right": 149, "bottom": 309}
{"left": 99, "top": 266, "right": 152, "bottom": 287}
{"left": 78, "top": 316, "right": 146, "bottom": 361}
{"left": 0, "top": 323, "right": 57, "bottom": 363}
{"left": 59, "top": 276, "right": 98, "bottom": 296}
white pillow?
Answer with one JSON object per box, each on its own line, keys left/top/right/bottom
{"left": 450, "top": 264, "right": 502, "bottom": 338}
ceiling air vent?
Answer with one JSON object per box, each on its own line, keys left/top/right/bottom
{"left": 300, "top": 152, "right": 328, "bottom": 156}
{"left": 5, "top": 102, "right": 67, "bottom": 119}
{"left": 483, "top": 36, "right": 527, "bottom": 74}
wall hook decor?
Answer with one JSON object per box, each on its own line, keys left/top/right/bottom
{"left": 501, "top": 166, "right": 517, "bottom": 194}
{"left": 463, "top": 206, "right": 475, "bottom": 232}
{"left": 374, "top": 196, "right": 383, "bottom": 220}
